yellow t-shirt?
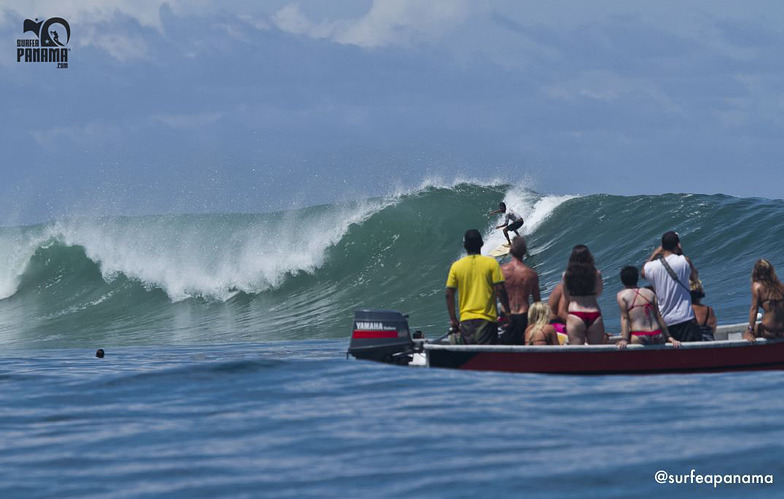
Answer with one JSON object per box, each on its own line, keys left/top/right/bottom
{"left": 446, "top": 254, "right": 504, "bottom": 322}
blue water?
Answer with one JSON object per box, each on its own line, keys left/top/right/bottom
{"left": 2, "top": 340, "right": 782, "bottom": 497}
{"left": 2, "top": 184, "right": 784, "bottom": 496}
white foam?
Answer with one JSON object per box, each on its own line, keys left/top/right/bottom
{"left": 0, "top": 181, "right": 575, "bottom": 302}
{"left": 0, "top": 198, "right": 394, "bottom": 303}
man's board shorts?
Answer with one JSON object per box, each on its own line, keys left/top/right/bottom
{"left": 499, "top": 313, "right": 527, "bottom": 345}
{"left": 507, "top": 219, "right": 524, "bottom": 232}
{"left": 452, "top": 319, "right": 498, "bottom": 345}
{"left": 667, "top": 319, "right": 702, "bottom": 342}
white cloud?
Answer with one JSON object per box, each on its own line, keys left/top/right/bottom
{"left": 1, "top": 0, "right": 169, "bottom": 30}
{"left": 0, "top": 0, "right": 205, "bottom": 60}
{"left": 336, "top": 0, "right": 469, "bottom": 48}
{"left": 272, "top": 0, "right": 470, "bottom": 48}
{"left": 31, "top": 121, "right": 122, "bottom": 146}
{"left": 78, "top": 29, "right": 151, "bottom": 62}
{"left": 272, "top": 3, "right": 339, "bottom": 40}
{"left": 152, "top": 112, "right": 223, "bottom": 129}
{"left": 543, "top": 71, "right": 632, "bottom": 103}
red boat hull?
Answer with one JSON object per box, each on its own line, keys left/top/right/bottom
{"left": 425, "top": 339, "right": 784, "bottom": 374}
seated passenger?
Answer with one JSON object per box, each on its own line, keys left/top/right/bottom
{"left": 616, "top": 266, "right": 681, "bottom": 349}
{"left": 547, "top": 281, "right": 569, "bottom": 337}
{"left": 690, "top": 280, "right": 717, "bottom": 341}
{"left": 745, "top": 259, "right": 784, "bottom": 342}
{"left": 563, "top": 245, "right": 605, "bottom": 344}
{"left": 524, "top": 301, "right": 560, "bottom": 345}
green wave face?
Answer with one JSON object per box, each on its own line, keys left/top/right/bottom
{"left": 0, "top": 184, "right": 781, "bottom": 348}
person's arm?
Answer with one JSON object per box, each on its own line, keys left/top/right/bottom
{"left": 494, "top": 283, "right": 511, "bottom": 316}
{"left": 707, "top": 306, "right": 718, "bottom": 333}
{"left": 746, "top": 283, "right": 760, "bottom": 341}
{"left": 446, "top": 287, "right": 459, "bottom": 330}
{"left": 641, "top": 246, "right": 663, "bottom": 279}
{"left": 531, "top": 273, "right": 541, "bottom": 303}
{"left": 654, "top": 295, "right": 680, "bottom": 347}
{"left": 545, "top": 325, "right": 558, "bottom": 346}
{"left": 558, "top": 280, "right": 570, "bottom": 322}
{"left": 685, "top": 256, "right": 698, "bottom": 283}
{"left": 547, "top": 284, "right": 561, "bottom": 316}
{"left": 595, "top": 270, "right": 604, "bottom": 297}
{"left": 616, "top": 292, "right": 630, "bottom": 349}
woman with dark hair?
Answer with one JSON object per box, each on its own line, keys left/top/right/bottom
{"left": 562, "top": 245, "right": 605, "bottom": 344}
{"left": 745, "top": 259, "right": 784, "bottom": 341}
{"left": 690, "top": 280, "right": 716, "bottom": 341}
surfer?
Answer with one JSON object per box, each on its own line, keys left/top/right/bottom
{"left": 745, "top": 259, "right": 784, "bottom": 342}
{"left": 616, "top": 266, "right": 680, "bottom": 349}
{"left": 489, "top": 202, "right": 524, "bottom": 246}
{"left": 499, "top": 237, "right": 540, "bottom": 345}
{"left": 446, "top": 229, "right": 511, "bottom": 345}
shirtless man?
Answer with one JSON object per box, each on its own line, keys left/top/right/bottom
{"left": 489, "top": 202, "right": 524, "bottom": 246}
{"left": 499, "top": 237, "right": 540, "bottom": 345}
{"left": 616, "top": 266, "right": 681, "bottom": 349}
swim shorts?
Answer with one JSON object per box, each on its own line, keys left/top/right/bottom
{"left": 499, "top": 313, "right": 528, "bottom": 345}
{"left": 455, "top": 319, "right": 498, "bottom": 345}
{"left": 507, "top": 219, "right": 524, "bottom": 232}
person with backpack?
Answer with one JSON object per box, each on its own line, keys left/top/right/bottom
{"left": 641, "top": 231, "right": 702, "bottom": 342}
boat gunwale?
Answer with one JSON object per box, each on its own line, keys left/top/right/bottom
{"left": 424, "top": 322, "right": 772, "bottom": 354}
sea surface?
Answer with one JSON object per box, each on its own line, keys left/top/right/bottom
{"left": 1, "top": 182, "right": 783, "bottom": 497}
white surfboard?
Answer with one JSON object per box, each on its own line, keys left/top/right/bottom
{"left": 489, "top": 243, "right": 511, "bottom": 257}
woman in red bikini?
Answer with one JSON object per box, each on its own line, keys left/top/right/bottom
{"left": 562, "top": 245, "right": 605, "bottom": 344}
{"left": 615, "top": 266, "right": 681, "bottom": 349}
{"left": 745, "top": 259, "right": 784, "bottom": 342}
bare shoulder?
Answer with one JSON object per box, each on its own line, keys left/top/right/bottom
{"left": 521, "top": 264, "right": 538, "bottom": 278}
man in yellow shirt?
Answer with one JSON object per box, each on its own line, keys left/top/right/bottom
{"left": 446, "top": 229, "right": 511, "bottom": 344}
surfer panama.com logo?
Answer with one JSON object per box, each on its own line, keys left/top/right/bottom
{"left": 16, "top": 17, "right": 70, "bottom": 69}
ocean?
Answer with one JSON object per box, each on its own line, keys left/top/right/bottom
{"left": 1, "top": 182, "right": 783, "bottom": 497}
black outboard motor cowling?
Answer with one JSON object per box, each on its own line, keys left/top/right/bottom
{"left": 348, "top": 309, "right": 414, "bottom": 364}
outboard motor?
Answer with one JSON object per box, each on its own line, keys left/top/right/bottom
{"left": 348, "top": 309, "right": 415, "bottom": 364}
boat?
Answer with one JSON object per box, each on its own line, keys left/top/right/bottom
{"left": 347, "top": 309, "right": 784, "bottom": 374}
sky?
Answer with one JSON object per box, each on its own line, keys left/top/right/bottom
{"left": 1, "top": 0, "right": 783, "bottom": 223}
